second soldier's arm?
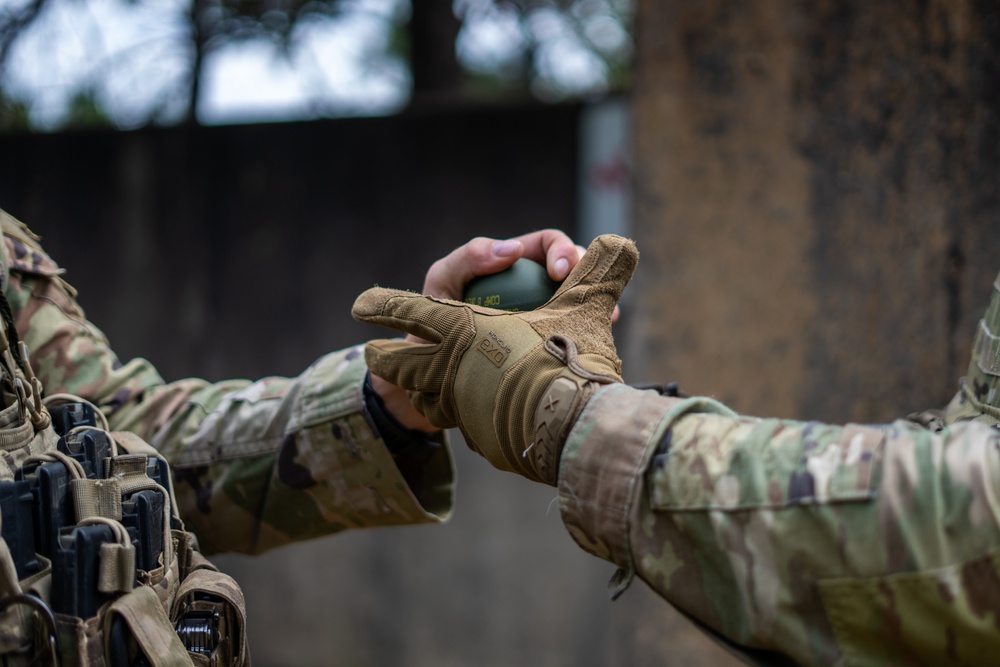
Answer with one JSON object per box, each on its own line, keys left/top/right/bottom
{"left": 353, "top": 234, "right": 1000, "bottom": 666}
{"left": 559, "top": 385, "right": 1000, "bottom": 666}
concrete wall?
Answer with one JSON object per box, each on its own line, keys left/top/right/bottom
{"left": 621, "top": 0, "right": 1000, "bottom": 663}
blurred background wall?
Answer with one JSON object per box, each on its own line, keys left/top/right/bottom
{"left": 617, "top": 1, "right": 1000, "bottom": 662}
{"left": 2, "top": 0, "right": 1000, "bottom": 665}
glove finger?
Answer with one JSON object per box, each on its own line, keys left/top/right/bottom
{"left": 409, "top": 390, "right": 456, "bottom": 430}
{"left": 364, "top": 338, "right": 450, "bottom": 394}
{"left": 358, "top": 288, "right": 478, "bottom": 398}
{"left": 352, "top": 287, "right": 452, "bottom": 342}
{"left": 364, "top": 339, "right": 458, "bottom": 428}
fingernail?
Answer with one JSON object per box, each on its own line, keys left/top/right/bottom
{"left": 554, "top": 257, "right": 570, "bottom": 280}
{"left": 492, "top": 240, "right": 520, "bottom": 257}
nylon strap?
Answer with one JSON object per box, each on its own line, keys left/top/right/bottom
{"left": 110, "top": 432, "right": 160, "bottom": 458}
{"left": 104, "top": 454, "right": 153, "bottom": 495}
{"left": 114, "top": 431, "right": 185, "bottom": 527}
{"left": 77, "top": 517, "right": 134, "bottom": 595}
{"left": 98, "top": 543, "right": 135, "bottom": 595}
{"left": 0, "top": 400, "right": 35, "bottom": 456}
{"left": 71, "top": 478, "right": 123, "bottom": 522}
{"left": 102, "top": 451, "right": 176, "bottom": 569}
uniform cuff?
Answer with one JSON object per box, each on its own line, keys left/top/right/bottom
{"left": 284, "top": 347, "right": 455, "bottom": 531}
{"left": 557, "top": 384, "right": 681, "bottom": 569}
{"left": 557, "top": 385, "right": 733, "bottom": 570}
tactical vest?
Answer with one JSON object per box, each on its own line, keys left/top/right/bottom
{"left": 0, "top": 290, "right": 249, "bottom": 663}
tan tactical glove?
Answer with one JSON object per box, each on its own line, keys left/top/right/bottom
{"left": 352, "top": 235, "right": 638, "bottom": 485}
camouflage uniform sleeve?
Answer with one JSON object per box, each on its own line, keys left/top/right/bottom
{"left": 558, "top": 384, "right": 1000, "bottom": 666}
{"left": 1, "top": 227, "right": 454, "bottom": 556}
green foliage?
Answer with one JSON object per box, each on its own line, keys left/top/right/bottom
{"left": 385, "top": 11, "right": 411, "bottom": 63}
{"left": 63, "top": 89, "right": 113, "bottom": 129}
{"left": 0, "top": 91, "right": 32, "bottom": 132}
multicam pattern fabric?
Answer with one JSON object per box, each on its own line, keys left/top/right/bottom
{"left": 946, "top": 271, "right": 1000, "bottom": 427}
{"left": 560, "top": 370, "right": 1000, "bottom": 664}
{"left": 0, "top": 210, "right": 454, "bottom": 555}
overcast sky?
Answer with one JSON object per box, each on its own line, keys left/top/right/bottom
{"left": 1, "top": 0, "right": 629, "bottom": 129}
{"left": 2, "top": 0, "right": 411, "bottom": 127}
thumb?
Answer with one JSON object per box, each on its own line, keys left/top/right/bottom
{"left": 543, "top": 234, "right": 637, "bottom": 320}
{"left": 522, "top": 235, "right": 638, "bottom": 364}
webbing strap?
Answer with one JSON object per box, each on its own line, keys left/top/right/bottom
{"left": 77, "top": 517, "right": 134, "bottom": 595}
{"left": 104, "top": 454, "right": 151, "bottom": 495}
{"left": 105, "top": 586, "right": 193, "bottom": 667}
{"left": 98, "top": 543, "right": 135, "bottom": 595}
{"left": 0, "top": 404, "right": 33, "bottom": 455}
{"left": 112, "top": 434, "right": 182, "bottom": 519}
{"left": 103, "top": 452, "right": 176, "bottom": 569}
{"left": 110, "top": 432, "right": 159, "bottom": 459}
{"left": 71, "top": 478, "right": 123, "bottom": 522}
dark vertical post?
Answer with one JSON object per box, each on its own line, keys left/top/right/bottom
{"left": 408, "top": 1, "right": 464, "bottom": 102}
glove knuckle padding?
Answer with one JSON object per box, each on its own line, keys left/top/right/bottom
{"left": 359, "top": 290, "right": 474, "bottom": 371}
{"left": 494, "top": 345, "right": 570, "bottom": 479}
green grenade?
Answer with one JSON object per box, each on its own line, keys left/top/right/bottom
{"left": 464, "top": 259, "right": 560, "bottom": 312}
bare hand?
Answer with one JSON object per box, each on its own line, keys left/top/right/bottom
{"left": 421, "top": 229, "right": 584, "bottom": 299}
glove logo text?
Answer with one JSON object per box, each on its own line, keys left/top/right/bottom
{"left": 477, "top": 332, "right": 510, "bottom": 368}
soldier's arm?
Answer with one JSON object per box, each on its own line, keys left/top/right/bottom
{"left": 353, "top": 231, "right": 1000, "bottom": 666}
{"left": 1, "top": 218, "right": 584, "bottom": 556}
{"left": 3, "top": 250, "right": 453, "bottom": 556}
{"left": 558, "top": 385, "right": 1000, "bottom": 666}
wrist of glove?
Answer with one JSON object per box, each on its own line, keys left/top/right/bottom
{"left": 353, "top": 234, "right": 637, "bottom": 485}
{"left": 515, "top": 335, "right": 619, "bottom": 482}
